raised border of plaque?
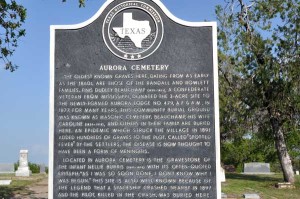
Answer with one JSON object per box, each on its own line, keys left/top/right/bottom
{"left": 49, "top": 0, "right": 220, "bottom": 198}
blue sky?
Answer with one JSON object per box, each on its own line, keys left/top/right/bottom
{"left": 0, "top": 0, "right": 222, "bottom": 164}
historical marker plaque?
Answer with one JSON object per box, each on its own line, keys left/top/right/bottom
{"left": 49, "top": 0, "right": 220, "bottom": 198}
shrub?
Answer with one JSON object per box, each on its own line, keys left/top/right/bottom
{"left": 28, "top": 162, "right": 40, "bottom": 173}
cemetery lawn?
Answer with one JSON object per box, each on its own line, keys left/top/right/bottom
{"left": 222, "top": 173, "right": 300, "bottom": 199}
{"left": 0, "top": 174, "right": 47, "bottom": 198}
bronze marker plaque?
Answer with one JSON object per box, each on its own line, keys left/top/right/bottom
{"left": 49, "top": 0, "right": 220, "bottom": 198}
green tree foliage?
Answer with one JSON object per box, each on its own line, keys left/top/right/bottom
{"left": 28, "top": 162, "right": 40, "bottom": 174}
{"left": 62, "top": 0, "right": 85, "bottom": 8}
{"left": 0, "top": 0, "right": 26, "bottom": 72}
{"left": 222, "top": 135, "right": 278, "bottom": 171}
{"left": 217, "top": 0, "right": 299, "bottom": 183}
{"left": 0, "top": 0, "right": 86, "bottom": 72}
{"left": 14, "top": 162, "right": 18, "bottom": 171}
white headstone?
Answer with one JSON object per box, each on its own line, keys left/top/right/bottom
{"left": 0, "top": 180, "right": 12, "bottom": 186}
{"left": 15, "top": 150, "right": 32, "bottom": 177}
{"left": 243, "top": 162, "right": 273, "bottom": 174}
{"left": 244, "top": 193, "right": 260, "bottom": 199}
{"left": 296, "top": 171, "right": 299, "bottom": 175}
{"left": 221, "top": 192, "right": 227, "bottom": 198}
{"left": 221, "top": 167, "right": 226, "bottom": 182}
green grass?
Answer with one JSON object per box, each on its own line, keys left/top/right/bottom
{"left": 222, "top": 173, "right": 300, "bottom": 199}
{"left": 0, "top": 174, "right": 46, "bottom": 198}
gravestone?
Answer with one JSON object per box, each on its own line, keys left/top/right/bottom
{"left": 243, "top": 193, "right": 260, "bottom": 199}
{"left": 49, "top": 0, "right": 220, "bottom": 199}
{"left": 275, "top": 182, "right": 295, "bottom": 189}
{"left": 15, "top": 150, "right": 32, "bottom": 177}
{"left": 40, "top": 164, "right": 46, "bottom": 173}
{"left": 220, "top": 167, "right": 226, "bottom": 182}
{"left": 296, "top": 170, "right": 299, "bottom": 175}
{"left": 0, "top": 180, "right": 12, "bottom": 186}
{"left": 0, "top": 163, "right": 14, "bottom": 174}
{"left": 221, "top": 192, "right": 227, "bottom": 198}
{"left": 243, "top": 162, "right": 274, "bottom": 175}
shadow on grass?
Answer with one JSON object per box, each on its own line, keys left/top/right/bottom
{"left": 226, "top": 173, "right": 283, "bottom": 183}
{"left": 0, "top": 186, "right": 38, "bottom": 199}
{"left": 0, "top": 186, "right": 23, "bottom": 198}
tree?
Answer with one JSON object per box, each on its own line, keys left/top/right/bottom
{"left": 0, "top": 0, "right": 88, "bottom": 72}
{"left": 221, "top": 135, "right": 278, "bottom": 172}
{"left": 0, "top": 0, "right": 26, "bottom": 72}
{"left": 217, "top": 0, "right": 299, "bottom": 183}
{"left": 62, "top": 0, "right": 85, "bottom": 8}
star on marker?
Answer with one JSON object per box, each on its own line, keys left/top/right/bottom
{"left": 137, "top": 54, "right": 142, "bottom": 58}
{"left": 124, "top": 54, "right": 128, "bottom": 58}
{"left": 131, "top": 55, "right": 135, "bottom": 59}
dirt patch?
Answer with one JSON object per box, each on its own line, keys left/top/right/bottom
{"left": 12, "top": 176, "right": 48, "bottom": 199}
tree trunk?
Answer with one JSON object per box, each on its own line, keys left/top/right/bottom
{"left": 270, "top": 118, "right": 295, "bottom": 183}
